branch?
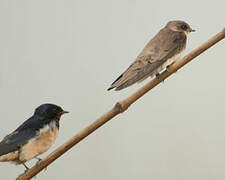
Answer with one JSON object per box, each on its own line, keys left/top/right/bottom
{"left": 16, "top": 27, "right": 225, "bottom": 180}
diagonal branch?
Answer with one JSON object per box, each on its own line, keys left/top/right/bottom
{"left": 16, "top": 27, "right": 225, "bottom": 180}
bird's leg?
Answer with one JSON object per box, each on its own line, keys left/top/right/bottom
{"left": 22, "top": 163, "right": 29, "bottom": 171}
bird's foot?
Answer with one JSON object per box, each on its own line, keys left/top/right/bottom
{"left": 35, "top": 157, "right": 42, "bottom": 165}
{"left": 166, "top": 62, "right": 177, "bottom": 73}
{"left": 166, "top": 65, "right": 172, "bottom": 73}
{"left": 35, "top": 157, "right": 42, "bottom": 162}
{"left": 35, "top": 157, "right": 47, "bottom": 171}
{"left": 155, "top": 73, "right": 165, "bottom": 83}
{"left": 155, "top": 73, "right": 160, "bottom": 79}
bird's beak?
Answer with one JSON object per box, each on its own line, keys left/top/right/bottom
{"left": 190, "top": 29, "right": 196, "bottom": 32}
{"left": 61, "top": 110, "right": 69, "bottom": 114}
{"left": 57, "top": 110, "right": 69, "bottom": 120}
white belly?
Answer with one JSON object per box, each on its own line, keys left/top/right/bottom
{"left": 151, "top": 51, "right": 183, "bottom": 77}
{"left": 19, "top": 121, "right": 58, "bottom": 162}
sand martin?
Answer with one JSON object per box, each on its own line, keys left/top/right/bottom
{"left": 108, "top": 20, "right": 195, "bottom": 91}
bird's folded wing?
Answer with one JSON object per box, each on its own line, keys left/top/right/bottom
{"left": 0, "top": 129, "right": 36, "bottom": 156}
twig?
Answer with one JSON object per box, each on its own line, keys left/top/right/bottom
{"left": 16, "top": 27, "right": 225, "bottom": 180}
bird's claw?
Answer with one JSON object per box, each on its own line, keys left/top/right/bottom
{"left": 166, "top": 65, "right": 172, "bottom": 73}
{"left": 35, "top": 157, "right": 42, "bottom": 165}
{"left": 166, "top": 62, "right": 177, "bottom": 74}
{"left": 155, "top": 73, "right": 165, "bottom": 83}
{"left": 155, "top": 73, "right": 160, "bottom": 79}
{"left": 35, "top": 157, "right": 47, "bottom": 171}
{"left": 35, "top": 157, "right": 42, "bottom": 161}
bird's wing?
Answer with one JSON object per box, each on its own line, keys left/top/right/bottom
{"left": 0, "top": 129, "right": 37, "bottom": 156}
{"left": 108, "top": 29, "right": 186, "bottom": 90}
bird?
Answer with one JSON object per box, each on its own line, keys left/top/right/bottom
{"left": 107, "top": 20, "right": 195, "bottom": 91}
{"left": 0, "top": 103, "right": 69, "bottom": 170}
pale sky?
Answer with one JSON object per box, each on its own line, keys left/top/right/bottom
{"left": 0, "top": 0, "right": 225, "bottom": 179}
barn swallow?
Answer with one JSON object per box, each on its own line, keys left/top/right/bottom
{"left": 108, "top": 20, "right": 195, "bottom": 91}
{"left": 0, "top": 103, "right": 69, "bottom": 170}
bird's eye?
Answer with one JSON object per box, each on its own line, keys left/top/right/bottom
{"left": 181, "top": 24, "right": 188, "bottom": 30}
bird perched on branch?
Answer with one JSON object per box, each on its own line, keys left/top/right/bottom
{"left": 108, "top": 20, "right": 195, "bottom": 91}
{"left": 0, "top": 104, "right": 69, "bottom": 170}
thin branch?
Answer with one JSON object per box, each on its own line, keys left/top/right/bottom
{"left": 17, "top": 28, "right": 225, "bottom": 180}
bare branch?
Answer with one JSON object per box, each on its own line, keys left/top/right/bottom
{"left": 17, "top": 27, "right": 225, "bottom": 180}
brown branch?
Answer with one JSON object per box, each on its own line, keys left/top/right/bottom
{"left": 16, "top": 27, "right": 225, "bottom": 180}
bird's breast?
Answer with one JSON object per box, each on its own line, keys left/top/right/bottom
{"left": 19, "top": 121, "right": 59, "bottom": 162}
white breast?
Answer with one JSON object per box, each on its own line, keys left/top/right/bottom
{"left": 19, "top": 121, "right": 59, "bottom": 162}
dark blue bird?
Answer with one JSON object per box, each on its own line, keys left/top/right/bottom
{"left": 0, "top": 103, "right": 69, "bottom": 170}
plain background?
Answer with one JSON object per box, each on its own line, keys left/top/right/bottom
{"left": 0, "top": 0, "right": 225, "bottom": 179}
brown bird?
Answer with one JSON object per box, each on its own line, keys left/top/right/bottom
{"left": 108, "top": 20, "right": 195, "bottom": 91}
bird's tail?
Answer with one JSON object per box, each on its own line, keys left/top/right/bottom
{"left": 0, "top": 141, "right": 19, "bottom": 161}
{"left": 107, "top": 74, "right": 123, "bottom": 91}
{"left": 107, "top": 72, "right": 141, "bottom": 91}
{"left": 0, "top": 151, "right": 19, "bottom": 162}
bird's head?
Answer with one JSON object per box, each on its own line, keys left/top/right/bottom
{"left": 166, "top": 20, "right": 195, "bottom": 34}
{"left": 34, "top": 104, "right": 69, "bottom": 120}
